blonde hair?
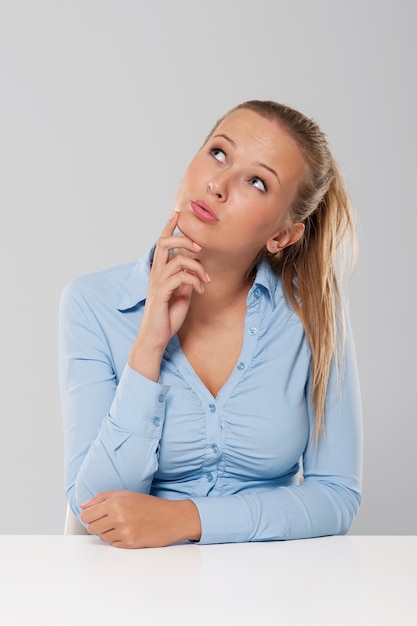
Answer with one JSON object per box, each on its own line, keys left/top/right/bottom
{"left": 210, "top": 100, "right": 356, "bottom": 439}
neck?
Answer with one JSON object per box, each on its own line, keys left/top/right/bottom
{"left": 170, "top": 245, "right": 259, "bottom": 316}
{"left": 188, "top": 255, "right": 256, "bottom": 320}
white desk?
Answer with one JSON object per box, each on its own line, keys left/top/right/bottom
{"left": 0, "top": 535, "right": 415, "bottom": 625}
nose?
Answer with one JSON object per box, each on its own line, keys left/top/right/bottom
{"left": 208, "top": 180, "right": 226, "bottom": 201}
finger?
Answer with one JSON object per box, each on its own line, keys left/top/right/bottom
{"left": 80, "top": 497, "right": 105, "bottom": 509}
{"left": 80, "top": 502, "right": 109, "bottom": 525}
{"left": 153, "top": 215, "right": 201, "bottom": 268}
{"left": 153, "top": 235, "right": 202, "bottom": 268}
{"left": 97, "top": 528, "right": 120, "bottom": 544}
{"left": 163, "top": 265, "right": 209, "bottom": 295}
{"left": 80, "top": 490, "right": 118, "bottom": 509}
{"left": 154, "top": 211, "right": 180, "bottom": 263}
{"left": 100, "top": 531, "right": 137, "bottom": 549}
{"left": 165, "top": 255, "right": 211, "bottom": 285}
{"left": 87, "top": 516, "right": 115, "bottom": 537}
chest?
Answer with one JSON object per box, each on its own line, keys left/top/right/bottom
{"left": 157, "top": 323, "right": 310, "bottom": 482}
{"left": 178, "top": 311, "right": 246, "bottom": 398}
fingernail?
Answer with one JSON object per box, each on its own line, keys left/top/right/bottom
{"left": 169, "top": 211, "right": 177, "bottom": 220}
{"left": 192, "top": 242, "right": 202, "bottom": 250}
{"left": 205, "top": 273, "right": 211, "bottom": 282}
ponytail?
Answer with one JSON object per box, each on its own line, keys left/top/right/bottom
{"left": 273, "top": 160, "right": 355, "bottom": 439}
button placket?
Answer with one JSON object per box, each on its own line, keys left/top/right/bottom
{"left": 201, "top": 399, "right": 221, "bottom": 490}
{"left": 231, "top": 287, "right": 261, "bottom": 381}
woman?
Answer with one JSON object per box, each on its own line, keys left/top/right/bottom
{"left": 59, "top": 100, "right": 362, "bottom": 548}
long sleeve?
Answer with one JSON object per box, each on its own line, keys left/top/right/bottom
{"left": 59, "top": 256, "right": 362, "bottom": 544}
{"left": 189, "top": 315, "right": 363, "bottom": 544}
{"left": 59, "top": 277, "right": 167, "bottom": 518}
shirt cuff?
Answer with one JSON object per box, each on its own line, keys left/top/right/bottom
{"left": 109, "top": 364, "right": 170, "bottom": 437}
{"left": 189, "top": 494, "right": 255, "bottom": 545}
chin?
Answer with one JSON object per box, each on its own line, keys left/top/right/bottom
{"left": 177, "top": 209, "right": 208, "bottom": 247}
{"left": 176, "top": 211, "right": 193, "bottom": 238}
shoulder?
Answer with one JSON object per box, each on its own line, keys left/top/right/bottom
{"left": 60, "top": 245, "right": 154, "bottom": 315}
{"left": 61, "top": 262, "right": 136, "bottom": 311}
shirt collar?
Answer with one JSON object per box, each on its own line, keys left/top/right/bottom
{"left": 117, "top": 246, "right": 281, "bottom": 312}
{"left": 252, "top": 258, "right": 281, "bottom": 308}
{"left": 117, "top": 245, "right": 155, "bottom": 311}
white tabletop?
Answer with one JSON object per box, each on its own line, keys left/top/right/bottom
{"left": 0, "top": 535, "right": 415, "bottom": 625}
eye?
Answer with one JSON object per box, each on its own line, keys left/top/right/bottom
{"left": 210, "top": 147, "right": 226, "bottom": 163}
{"left": 249, "top": 176, "right": 267, "bottom": 192}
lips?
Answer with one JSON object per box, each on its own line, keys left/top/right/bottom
{"left": 190, "top": 200, "right": 219, "bottom": 223}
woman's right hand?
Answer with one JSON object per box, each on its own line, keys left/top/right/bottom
{"left": 128, "top": 211, "right": 211, "bottom": 381}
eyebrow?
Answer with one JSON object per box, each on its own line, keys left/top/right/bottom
{"left": 253, "top": 161, "right": 281, "bottom": 186}
{"left": 213, "top": 133, "right": 237, "bottom": 148}
{"left": 212, "top": 133, "right": 281, "bottom": 186}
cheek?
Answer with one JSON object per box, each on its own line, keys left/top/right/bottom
{"left": 241, "top": 203, "right": 283, "bottom": 236}
{"left": 173, "top": 182, "right": 183, "bottom": 210}
{"left": 174, "top": 168, "right": 193, "bottom": 206}
{"left": 183, "top": 153, "right": 204, "bottom": 179}
{"left": 177, "top": 162, "right": 199, "bottom": 196}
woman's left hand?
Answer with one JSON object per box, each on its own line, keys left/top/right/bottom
{"left": 80, "top": 491, "right": 202, "bottom": 549}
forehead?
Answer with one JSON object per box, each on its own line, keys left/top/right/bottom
{"left": 210, "top": 109, "right": 306, "bottom": 181}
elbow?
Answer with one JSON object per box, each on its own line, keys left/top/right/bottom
{"left": 328, "top": 483, "right": 362, "bottom": 536}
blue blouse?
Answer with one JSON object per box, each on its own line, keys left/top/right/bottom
{"left": 59, "top": 246, "right": 362, "bottom": 544}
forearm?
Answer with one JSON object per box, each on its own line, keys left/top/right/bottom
{"left": 190, "top": 480, "right": 361, "bottom": 545}
{"left": 65, "top": 365, "right": 169, "bottom": 515}
{"left": 128, "top": 339, "right": 165, "bottom": 383}
{"left": 127, "top": 210, "right": 209, "bottom": 384}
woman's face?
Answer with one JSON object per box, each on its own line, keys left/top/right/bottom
{"left": 174, "top": 108, "right": 307, "bottom": 265}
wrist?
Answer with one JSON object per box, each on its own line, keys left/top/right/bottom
{"left": 174, "top": 499, "right": 202, "bottom": 543}
{"left": 128, "top": 342, "right": 165, "bottom": 382}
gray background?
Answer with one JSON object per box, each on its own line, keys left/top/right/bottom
{"left": 1, "top": 0, "right": 415, "bottom": 535}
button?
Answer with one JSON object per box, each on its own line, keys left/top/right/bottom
{"left": 211, "top": 444, "right": 219, "bottom": 454}
{"left": 237, "top": 362, "right": 245, "bottom": 370}
{"left": 249, "top": 326, "right": 257, "bottom": 335}
{"left": 253, "top": 288, "right": 260, "bottom": 299}
{"left": 152, "top": 417, "right": 161, "bottom": 427}
{"left": 206, "top": 472, "right": 213, "bottom": 482}
{"left": 209, "top": 403, "right": 216, "bottom": 413}
{"left": 158, "top": 394, "right": 165, "bottom": 403}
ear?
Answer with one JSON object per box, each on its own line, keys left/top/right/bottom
{"left": 265, "top": 222, "right": 305, "bottom": 253}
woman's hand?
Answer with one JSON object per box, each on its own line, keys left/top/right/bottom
{"left": 80, "top": 491, "right": 202, "bottom": 549}
{"left": 128, "top": 211, "right": 210, "bottom": 381}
